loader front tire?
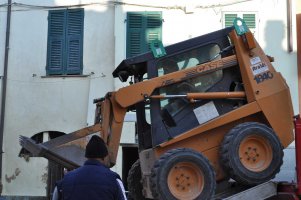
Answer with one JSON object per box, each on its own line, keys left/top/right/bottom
{"left": 220, "top": 122, "right": 283, "bottom": 185}
{"left": 150, "top": 148, "right": 216, "bottom": 200}
{"left": 127, "top": 160, "right": 146, "bottom": 200}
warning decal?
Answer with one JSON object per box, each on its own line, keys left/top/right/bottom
{"left": 193, "top": 101, "right": 219, "bottom": 125}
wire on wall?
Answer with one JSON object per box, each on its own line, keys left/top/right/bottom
{"left": 0, "top": 0, "right": 254, "bottom": 12}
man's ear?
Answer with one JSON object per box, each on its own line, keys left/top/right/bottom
{"left": 103, "top": 155, "right": 110, "bottom": 167}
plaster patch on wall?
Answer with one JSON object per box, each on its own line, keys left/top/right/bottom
{"left": 5, "top": 168, "right": 21, "bottom": 183}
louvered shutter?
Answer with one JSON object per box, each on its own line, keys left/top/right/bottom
{"left": 127, "top": 13, "right": 144, "bottom": 58}
{"left": 145, "top": 12, "right": 162, "bottom": 52}
{"left": 243, "top": 14, "right": 256, "bottom": 28}
{"left": 126, "top": 12, "right": 162, "bottom": 58}
{"left": 66, "top": 9, "right": 84, "bottom": 74}
{"left": 225, "top": 14, "right": 238, "bottom": 27}
{"left": 47, "top": 10, "right": 66, "bottom": 75}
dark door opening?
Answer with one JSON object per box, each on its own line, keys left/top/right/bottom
{"left": 121, "top": 143, "right": 139, "bottom": 190}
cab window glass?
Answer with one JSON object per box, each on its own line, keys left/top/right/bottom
{"left": 156, "top": 44, "right": 223, "bottom": 114}
{"left": 157, "top": 43, "right": 221, "bottom": 76}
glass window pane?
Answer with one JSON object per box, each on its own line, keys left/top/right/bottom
{"left": 155, "top": 44, "right": 223, "bottom": 115}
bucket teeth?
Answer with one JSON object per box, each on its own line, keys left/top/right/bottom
{"left": 19, "top": 135, "right": 42, "bottom": 156}
{"left": 19, "top": 135, "right": 79, "bottom": 170}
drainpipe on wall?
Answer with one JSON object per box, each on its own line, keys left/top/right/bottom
{"left": 287, "top": 0, "right": 292, "bottom": 52}
{"left": 297, "top": 14, "right": 301, "bottom": 115}
{"left": 0, "top": 0, "right": 12, "bottom": 193}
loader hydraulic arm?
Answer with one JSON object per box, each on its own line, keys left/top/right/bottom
{"left": 115, "top": 55, "right": 238, "bottom": 108}
{"left": 99, "top": 92, "right": 127, "bottom": 167}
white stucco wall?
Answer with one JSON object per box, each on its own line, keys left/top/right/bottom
{"left": 83, "top": 5, "right": 115, "bottom": 125}
{"left": 0, "top": 0, "right": 116, "bottom": 196}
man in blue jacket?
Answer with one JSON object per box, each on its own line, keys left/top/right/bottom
{"left": 52, "top": 135, "right": 127, "bottom": 200}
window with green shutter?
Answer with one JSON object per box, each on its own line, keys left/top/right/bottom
{"left": 224, "top": 13, "right": 257, "bottom": 38}
{"left": 224, "top": 13, "right": 256, "bottom": 29}
{"left": 126, "top": 12, "right": 162, "bottom": 58}
{"left": 243, "top": 14, "right": 256, "bottom": 28}
{"left": 225, "top": 14, "right": 238, "bottom": 28}
{"left": 46, "top": 9, "right": 84, "bottom": 75}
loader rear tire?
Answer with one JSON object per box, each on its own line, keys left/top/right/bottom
{"left": 150, "top": 148, "right": 216, "bottom": 200}
{"left": 127, "top": 160, "right": 146, "bottom": 200}
{"left": 220, "top": 122, "right": 283, "bottom": 185}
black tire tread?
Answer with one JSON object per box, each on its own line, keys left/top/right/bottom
{"left": 220, "top": 122, "right": 283, "bottom": 185}
{"left": 150, "top": 148, "right": 216, "bottom": 200}
{"left": 127, "top": 159, "right": 146, "bottom": 200}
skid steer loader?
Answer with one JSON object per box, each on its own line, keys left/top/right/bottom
{"left": 20, "top": 18, "right": 294, "bottom": 200}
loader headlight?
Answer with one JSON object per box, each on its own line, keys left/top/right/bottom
{"left": 118, "top": 71, "right": 129, "bottom": 82}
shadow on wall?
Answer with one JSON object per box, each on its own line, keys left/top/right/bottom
{"left": 263, "top": 20, "right": 285, "bottom": 59}
{"left": 263, "top": 20, "right": 297, "bottom": 67}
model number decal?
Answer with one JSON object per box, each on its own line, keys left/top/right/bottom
{"left": 254, "top": 71, "right": 274, "bottom": 84}
{"left": 251, "top": 62, "right": 269, "bottom": 76}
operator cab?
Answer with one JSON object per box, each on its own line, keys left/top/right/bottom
{"left": 113, "top": 27, "right": 245, "bottom": 150}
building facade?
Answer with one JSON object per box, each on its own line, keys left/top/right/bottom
{"left": 0, "top": 0, "right": 299, "bottom": 198}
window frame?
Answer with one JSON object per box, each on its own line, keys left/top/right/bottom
{"left": 223, "top": 12, "right": 258, "bottom": 39}
{"left": 126, "top": 11, "right": 162, "bottom": 58}
{"left": 46, "top": 8, "right": 84, "bottom": 76}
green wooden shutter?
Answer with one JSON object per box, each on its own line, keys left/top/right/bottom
{"left": 145, "top": 12, "right": 162, "bottom": 52}
{"left": 243, "top": 14, "right": 256, "bottom": 28}
{"left": 225, "top": 14, "right": 238, "bottom": 27}
{"left": 47, "top": 10, "right": 66, "bottom": 75}
{"left": 66, "top": 9, "right": 84, "bottom": 74}
{"left": 127, "top": 12, "right": 162, "bottom": 58}
{"left": 127, "top": 13, "right": 144, "bottom": 58}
